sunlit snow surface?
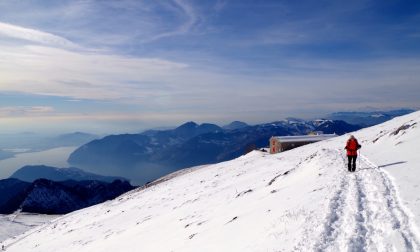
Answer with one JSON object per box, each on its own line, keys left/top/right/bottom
{"left": 0, "top": 214, "right": 57, "bottom": 242}
{"left": 3, "top": 111, "right": 420, "bottom": 251}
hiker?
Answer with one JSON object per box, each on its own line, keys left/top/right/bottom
{"left": 345, "top": 135, "right": 361, "bottom": 172}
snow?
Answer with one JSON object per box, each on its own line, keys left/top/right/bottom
{"left": 313, "top": 119, "right": 333, "bottom": 125}
{"left": 2, "top": 111, "right": 420, "bottom": 251}
{"left": 371, "top": 113, "right": 385, "bottom": 118}
{"left": 0, "top": 213, "right": 57, "bottom": 242}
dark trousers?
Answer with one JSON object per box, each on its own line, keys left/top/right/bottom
{"left": 348, "top": 155, "right": 357, "bottom": 172}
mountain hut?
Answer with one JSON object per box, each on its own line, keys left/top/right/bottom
{"left": 269, "top": 134, "right": 337, "bottom": 154}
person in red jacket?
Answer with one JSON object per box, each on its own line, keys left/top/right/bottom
{"left": 345, "top": 135, "right": 361, "bottom": 172}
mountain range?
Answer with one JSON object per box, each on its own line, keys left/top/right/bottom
{"left": 68, "top": 119, "right": 361, "bottom": 185}
{"left": 326, "top": 109, "right": 415, "bottom": 126}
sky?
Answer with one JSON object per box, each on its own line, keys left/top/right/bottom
{"left": 0, "top": 0, "right": 420, "bottom": 134}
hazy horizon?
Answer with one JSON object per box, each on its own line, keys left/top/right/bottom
{"left": 0, "top": 107, "right": 419, "bottom": 137}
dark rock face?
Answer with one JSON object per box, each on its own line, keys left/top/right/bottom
{"left": 0, "top": 178, "right": 31, "bottom": 214}
{"left": 0, "top": 178, "right": 135, "bottom": 215}
{"left": 68, "top": 120, "right": 361, "bottom": 185}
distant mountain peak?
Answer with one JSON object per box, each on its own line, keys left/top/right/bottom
{"left": 173, "top": 122, "right": 221, "bottom": 138}
{"left": 223, "top": 121, "right": 249, "bottom": 130}
{"left": 177, "top": 121, "right": 198, "bottom": 129}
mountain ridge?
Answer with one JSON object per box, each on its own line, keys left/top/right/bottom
{"left": 0, "top": 178, "right": 135, "bottom": 215}
{"left": 326, "top": 109, "right": 415, "bottom": 126}
{"left": 10, "top": 165, "right": 128, "bottom": 183}
{"left": 68, "top": 119, "right": 361, "bottom": 184}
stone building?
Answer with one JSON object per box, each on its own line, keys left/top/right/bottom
{"left": 269, "top": 134, "right": 337, "bottom": 154}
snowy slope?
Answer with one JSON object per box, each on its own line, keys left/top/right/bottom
{"left": 0, "top": 214, "right": 57, "bottom": 242}
{"left": 2, "top": 111, "right": 420, "bottom": 251}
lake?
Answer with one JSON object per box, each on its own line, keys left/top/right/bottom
{"left": 0, "top": 147, "right": 77, "bottom": 179}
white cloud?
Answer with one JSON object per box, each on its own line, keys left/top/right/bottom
{"left": 0, "top": 106, "right": 55, "bottom": 117}
{"left": 1, "top": 39, "right": 419, "bottom": 114}
{"left": 0, "top": 1, "right": 201, "bottom": 48}
{"left": 0, "top": 22, "right": 77, "bottom": 48}
{"left": 0, "top": 44, "right": 188, "bottom": 100}
{"left": 143, "top": 0, "right": 199, "bottom": 42}
{"left": 0, "top": 22, "right": 196, "bottom": 102}
{"left": 0, "top": 19, "right": 418, "bottom": 129}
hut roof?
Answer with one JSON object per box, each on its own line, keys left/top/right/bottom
{"left": 272, "top": 134, "right": 337, "bottom": 143}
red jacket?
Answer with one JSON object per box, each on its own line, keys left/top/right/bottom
{"left": 345, "top": 139, "right": 360, "bottom": 156}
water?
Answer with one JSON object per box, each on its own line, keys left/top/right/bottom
{"left": 0, "top": 147, "right": 77, "bottom": 179}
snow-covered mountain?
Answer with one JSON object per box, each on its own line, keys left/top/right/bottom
{"left": 327, "top": 109, "right": 414, "bottom": 126}
{"left": 3, "top": 111, "right": 420, "bottom": 251}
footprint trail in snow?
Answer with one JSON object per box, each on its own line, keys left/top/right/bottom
{"left": 315, "top": 149, "right": 420, "bottom": 251}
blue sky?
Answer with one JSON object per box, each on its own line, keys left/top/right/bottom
{"left": 0, "top": 0, "right": 419, "bottom": 134}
